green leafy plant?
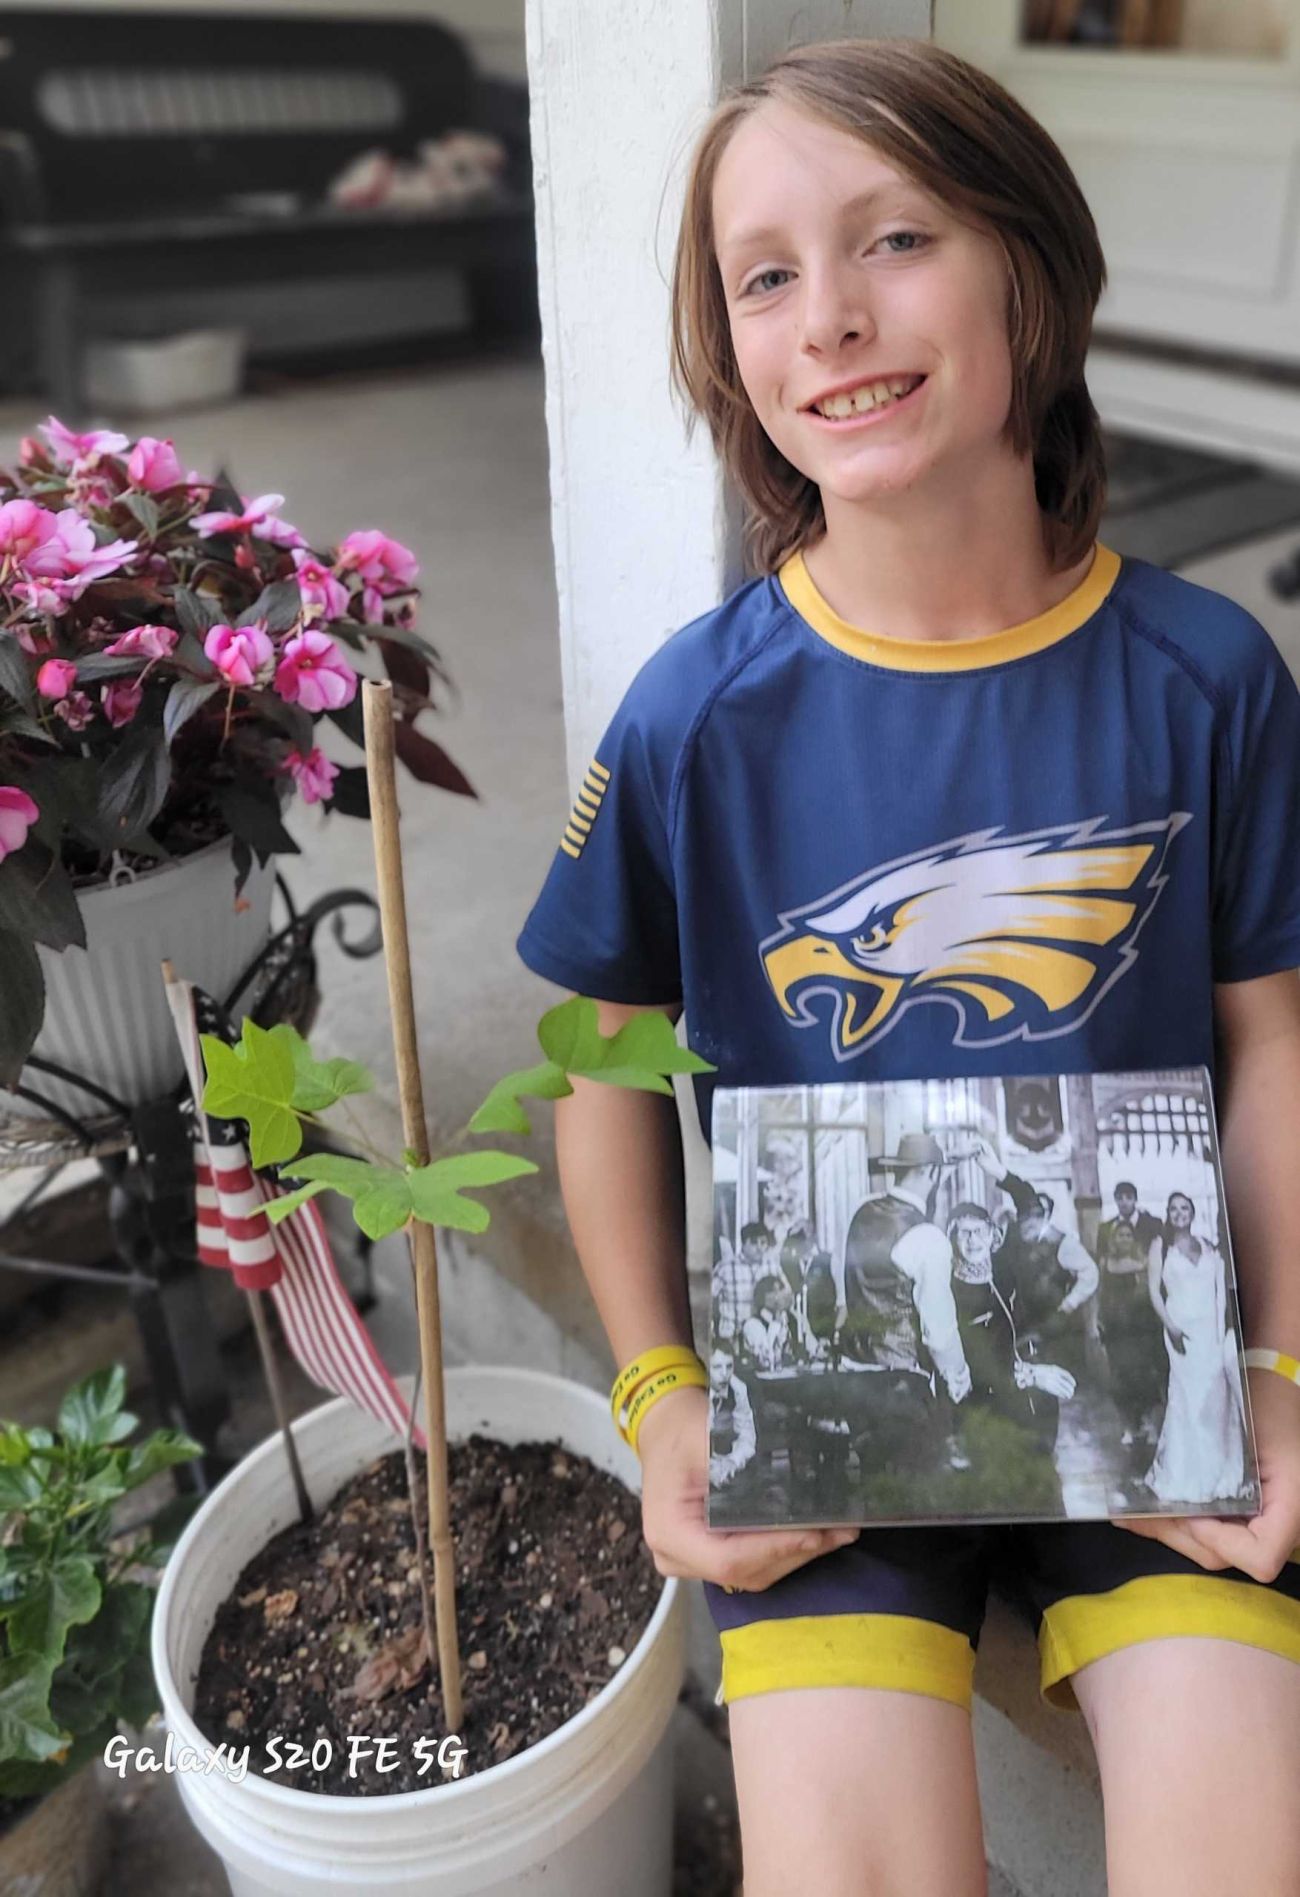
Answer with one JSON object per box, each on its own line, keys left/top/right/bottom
{"left": 199, "top": 997, "right": 714, "bottom": 1240}
{"left": 0, "top": 1366, "right": 202, "bottom": 1811}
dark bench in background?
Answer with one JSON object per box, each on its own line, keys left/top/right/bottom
{"left": 0, "top": 7, "right": 537, "bottom": 415}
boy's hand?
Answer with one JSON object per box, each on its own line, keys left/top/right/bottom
{"left": 636, "top": 1387, "right": 858, "bottom": 1591}
{"left": 1116, "top": 1365, "right": 1300, "bottom": 1582}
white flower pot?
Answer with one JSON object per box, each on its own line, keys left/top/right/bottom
{"left": 151, "top": 1367, "right": 684, "bottom": 1897}
{"left": 8, "top": 837, "right": 275, "bottom": 1121}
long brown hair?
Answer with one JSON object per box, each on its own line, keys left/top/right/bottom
{"left": 669, "top": 39, "right": 1108, "bottom": 575}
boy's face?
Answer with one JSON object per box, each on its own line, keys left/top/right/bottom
{"left": 712, "top": 101, "right": 1015, "bottom": 515}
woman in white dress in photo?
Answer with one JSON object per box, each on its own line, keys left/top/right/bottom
{"left": 1145, "top": 1191, "right": 1248, "bottom": 1504}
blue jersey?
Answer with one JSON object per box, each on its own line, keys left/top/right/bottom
{"left": 516, "top": 543, "right": 1300, "bottom": 1145}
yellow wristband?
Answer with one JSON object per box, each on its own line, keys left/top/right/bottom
{"left": 625, "top": 1362, "right": 709, "bottom": 1456}
{"left": 1244, "top": 1348, "right": 1300, "bottom": 1387}
{"left": 611, "top": 1345, "right": 703, "bottom": 1436}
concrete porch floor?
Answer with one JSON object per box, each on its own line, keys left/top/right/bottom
{"left": 4, "top": 349, "right": 1300, "bottom": 1895}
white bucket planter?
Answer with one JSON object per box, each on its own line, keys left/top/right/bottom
{"left": 8, "top": 837, "right": 274, "bottom": 1120}
{"left": 151, "top": 1367, "right": 684, "bottom": 1897}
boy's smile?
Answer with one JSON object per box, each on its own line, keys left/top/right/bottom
{"left": 711, "top": 99, "right": 1015, "bottom": 514}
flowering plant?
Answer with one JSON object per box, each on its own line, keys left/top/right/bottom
{"left": 0, "top": 418, "right": 472, "bottom": 1082}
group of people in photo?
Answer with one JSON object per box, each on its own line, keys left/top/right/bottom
{"left": 710, "top": 1128, "right": 1252, "bottom": 1524}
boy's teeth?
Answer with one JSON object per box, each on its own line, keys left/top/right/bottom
{"left": 817, "top": 375, "right": 921, "bottom": 418}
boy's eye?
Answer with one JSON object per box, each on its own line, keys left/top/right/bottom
{"left": 742, "top": 266, "right": 792, "bottom": 297}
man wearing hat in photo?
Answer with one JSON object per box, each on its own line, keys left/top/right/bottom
{"left": 829, "top": 1131, "right": 973, "bottom": 1489}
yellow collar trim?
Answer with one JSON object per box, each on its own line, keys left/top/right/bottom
{"left": 778, "top": 541, "right": 1122, "bottom": 673}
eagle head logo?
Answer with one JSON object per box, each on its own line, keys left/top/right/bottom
{"left": 759, "top": 814, "right": 1191, "bottom": 1060}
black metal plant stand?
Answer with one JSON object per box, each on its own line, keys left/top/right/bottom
{"left": 0, "top": 879, "right": 382, "bottom": 1494}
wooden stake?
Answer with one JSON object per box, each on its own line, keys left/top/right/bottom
{"left": 361, "top": 679, "right": 463, "bottom": 1732}
{"left": 161, "top": 959, "right": 313, "bottom": 1526}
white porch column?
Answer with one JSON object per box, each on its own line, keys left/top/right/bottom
{"left": 525, "top": 0, "right": 934, "bottom": 796}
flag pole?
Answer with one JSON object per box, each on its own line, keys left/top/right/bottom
{"left": 247, "top": 1287, "right": 315, "bottom": 1524}
{"left": 161, "top": 958, "right": 313, "bottom": 1525}
{"left": 361, "top": 679, "right": 463, "bottom": 1731}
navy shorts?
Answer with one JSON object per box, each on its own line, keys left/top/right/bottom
{"left": 705, "top": 1522, "right": 1300, "bottom": 1711}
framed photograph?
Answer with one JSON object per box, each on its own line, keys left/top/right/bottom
{"left": 707, "top": 1067, "right": 1260, "bottom": 1529}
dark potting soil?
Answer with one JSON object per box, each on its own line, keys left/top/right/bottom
{"left": 192, "top": 1434, "right": 662, "bottom": 1798}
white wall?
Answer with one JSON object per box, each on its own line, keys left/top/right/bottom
{"left": 0, "top": 0, "right": 527, "bottom": 80}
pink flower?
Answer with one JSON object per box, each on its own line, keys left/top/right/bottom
{"left": 191, "top": 492, "right": 286, "bottom": 538}
{"left": 54, "top": 690, "right": 93, "bottom": 730}
{"left": 69, "top": 457, "right": 117, "bottom": 511}
{"left": 256, "top": 513, "right": 306, "bottom": 549}
{"left": 292, "top": 549, "right": 350, "bottom": 623}
{"left": 283, "top": 746, "right": 339, "bottom": 805}
{"left": 0, "top": 786, "right": 38, "bottom": 860}
{"left": 24, "top": 512, "right": 137, "bottom": 597}
{"left": 127, "top": 437, "right": 185, "bottom": 492}
{"left": 36, "top": 657, "right": 77, "bottom": 700}
{"left": 0, "top": 498, "right": 60, "bottom": 567}
{"left": 204, "top": 621, "right": 274, "bottom": 687}
{"left": 15, "top": 623, "right": 54, "bottom": 654}
{"left": 274, "top": 630, "right": 357, "bottom": 713}
{"left": 11, "top": 580, "right": 69, "bottom": 617}
{"left": 104, "top": 624, "right": 178, "bottom": 660}
{"left": 336, "top": 529, "right": 419, "bottom": 592}
{"left": 39, "top": 417, "right": 130, "bottom": 464}
{"left": 102, "top": 679, "right": 143, "bottom": 727}
{"left": 18, "top": 435, "right": 50, "bottom": 470}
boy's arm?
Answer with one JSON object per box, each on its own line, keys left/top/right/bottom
{"left": 1122, "top": 969, "right": 1300, "bottom": 1580}
{"left": 552, "top": 996, "right": 694, "bottom": 1369}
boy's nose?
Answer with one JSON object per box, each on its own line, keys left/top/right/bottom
{"left": 799, "top": 270, "right": 877, "bottom": 357}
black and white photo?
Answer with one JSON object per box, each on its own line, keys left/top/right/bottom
{"left": 708, "top": 1067, "right": 1260, "bottom": 1528}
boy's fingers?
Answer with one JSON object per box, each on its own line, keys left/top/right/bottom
{"left": 1114, "top": 1515, "right": 1230, "bottom": 1570}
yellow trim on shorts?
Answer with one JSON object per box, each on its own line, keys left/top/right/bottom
{"left": 1039, "top": 1574, "right": 1300, "bottom": 1709}
{"left": 719, "top": 1612, "right": 976, "bottom": 1710}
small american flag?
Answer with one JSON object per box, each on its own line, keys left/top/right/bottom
{"left": 164, "top": 972, "right": 425, "bottom": 1451}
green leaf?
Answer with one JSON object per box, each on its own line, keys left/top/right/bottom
{"left": 264, "top": 1024, "right": 374, "bottom": 1112}
{"left": 121, "top": 490, "right": 160, "bottom": 538}
{"left": 74, "top": 651, "right": 148, "bottom": 683}
{"left": 0, "top": 634, "right": 36, "bottom": 710}
{"left": 325, "top": 764, "right": 369, "bottom": 817}
{"left": 262, "top": 1181, "right": 330, "bottom": 1224}
{"left": 162, "top": 676, "right": 219, "bottom": 745}
{"left": 172, "top": 587, "right": 219, "bottom": 639}
{"left": 0, "top": 1463, "right": 42, "bottom": 1514}
{"left": 0, "top": 707, "right": 55, "bottom": 744}
{"left": 57, "top": 1366, "right": 129, "bottom": 1447}
{"left": 0, "top": 841, "right": 87, "bottom": 952}
{"left": 7, "top": 1557, "right": 100, "bottom": 1665}
{"left": 602, "top": 1008, "right": 716, "bottom": 1078}
{"left": 0, "top": 1654, "right": 65, "bottom": 1766}
{"left": 0, "top": 929, "right": 44, "bottom": 1088}
{"left": 116, "top": 1650, "right": 159, "bottom": 1731}
{"left": 97, "top": 723, "right": 170, "bottom": 843}
{"left": 217, "top": 784, "right": 298, "bottom": 864}
{"left": 535, "top": 996, "right": 607, "bottom": 1072}
{"left": 119, "top": 1429, "right": 203, "bottom": 1490}
{"left": 406, "top": 1150, "right": 539, "bottom": 1234}
{"left": 279, "top": 1152, "right": 411, "bottom": 1240}
{"left": 201, "top": 1022, "right": 303, "bottom": 1166}
{"left": 468, "top": 1060, "right": 571, "bottom": 1136}
{"left": 173, "top": 627, "right": 217, "bottom": 677}
{"left": 237, "top": 579, "right": 301, "bottom": 634}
